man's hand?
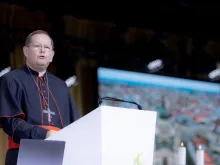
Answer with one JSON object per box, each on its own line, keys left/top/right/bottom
{"left": 46, "top": 130, "right": 57, "bottom": 138}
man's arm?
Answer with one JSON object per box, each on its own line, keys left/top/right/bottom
{"left": 0, "top": 75, "right": 51, "bottom": 144}
{"left": 1, "top": 117, "right": 48, "bottom": 144}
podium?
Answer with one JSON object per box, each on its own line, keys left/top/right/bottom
{"left": 17, "top": 106, "right": 157, "bottom": 165}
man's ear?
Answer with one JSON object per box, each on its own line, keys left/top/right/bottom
{"left": 23, "top": 46, "right": 28, "bottom": 57}
{"left": 49, "top": 50, "right": 55, "bottom": 62}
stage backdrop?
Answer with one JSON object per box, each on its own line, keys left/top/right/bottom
{"left": 97, "top": 67, "right": 220, "bottom": 165}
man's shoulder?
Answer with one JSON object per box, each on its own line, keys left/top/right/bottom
{"left": 47, "top": 73, "right": 68, "bottom": 88}
{"left": 0, "top": 68, "right": 23, "bottom": 84}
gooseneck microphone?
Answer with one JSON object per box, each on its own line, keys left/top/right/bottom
{"left": 98, "top": 96, "right": 142, "bottom": 110}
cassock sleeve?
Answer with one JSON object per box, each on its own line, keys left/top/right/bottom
{"left": 0, "top": 76, "right": 48, "bottom": 144}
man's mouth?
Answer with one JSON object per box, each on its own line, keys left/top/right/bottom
{"left": 39, "top": 56, "right": 46, "bottom": 59}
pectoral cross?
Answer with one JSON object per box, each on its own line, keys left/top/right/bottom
{"left": 43, "top": 108, "right": 55, "bottom": 122}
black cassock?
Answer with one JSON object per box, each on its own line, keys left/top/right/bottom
{"left": 0, "top": 65, "right": 79, "bottom": 165}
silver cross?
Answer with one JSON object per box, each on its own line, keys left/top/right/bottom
{"left": 43, "top": 108, "right": 55, "bottom": 122}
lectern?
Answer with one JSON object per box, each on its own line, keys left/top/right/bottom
{"left": 18, "top": 106, "right": 157, "bottom": 165}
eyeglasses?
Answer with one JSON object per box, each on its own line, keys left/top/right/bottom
{"left": 28, "top": 44, "right": 53, "bottom": 52}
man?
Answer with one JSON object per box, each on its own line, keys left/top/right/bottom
{"left": 0, "top": 30, "right": 79, "bottom": 165}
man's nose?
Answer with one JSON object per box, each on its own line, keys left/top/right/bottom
{"left": 40, "top": 46, "right": 46, "bottom": 52}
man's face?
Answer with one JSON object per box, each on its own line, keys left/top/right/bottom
{"left": 23, "top": 33, "right": 54, "bottom": 71}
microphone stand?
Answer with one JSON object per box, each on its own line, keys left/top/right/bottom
{"left": 98, "top": 96, "right": 142, "bottom": 110}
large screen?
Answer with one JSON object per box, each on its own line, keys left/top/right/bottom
{"left": 97, "top": 67, "right": 220, "bottom": 165}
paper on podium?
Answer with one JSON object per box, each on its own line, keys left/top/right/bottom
{"left": 46, "top": 105, "right": 157, "bottom": 165}
{"left": 17, "top": 139, "right": 65, "bottom": 165}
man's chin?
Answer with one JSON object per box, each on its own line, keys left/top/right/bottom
{"left": 36, "top": 63, "right": 49, "bottom": 70}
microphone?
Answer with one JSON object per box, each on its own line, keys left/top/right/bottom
{"left": 98, "top": 96, "right": 142, "bottom": 110}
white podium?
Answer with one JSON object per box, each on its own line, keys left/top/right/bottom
{"left": 18, "top": 106, "right": 157, "bottom": 165}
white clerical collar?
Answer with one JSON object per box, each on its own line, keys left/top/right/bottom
{"left": 38, "top": 71, "right": 46, "bottom": 77}
{"left": 26, "top": 64, "right": 46, "bottom": 77}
